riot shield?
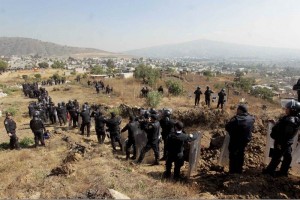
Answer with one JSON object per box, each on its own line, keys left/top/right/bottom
{"left": 263, "top": 122, "right": 275, "bottom": 165}
{"left": 291, "top": 142, "right": 300, "bottom": 175}
{"left": 187, "top": 132, "right": 203, "bottom": 178}
{"left": 217, "top": 132, "right": 230, "bottom": 167}
{"left": 134, "top": 129, "right": 148, "bottom": 158}
{"left": 77, "top": 114, "right": 82, "bottom": 134}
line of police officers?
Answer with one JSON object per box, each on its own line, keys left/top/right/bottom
{"left": 4, "top": 82, "right": 300, "bottom": 180}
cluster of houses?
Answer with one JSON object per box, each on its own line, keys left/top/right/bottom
{"left": 1, "top": 54, "right": 298, "bottom": 99}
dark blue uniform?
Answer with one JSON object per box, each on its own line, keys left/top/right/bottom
{"left": 165, "top": 131, "right": 196, "bottom": 179}
{"left": 264, "top": 115, "right": 300, "bottom": 176}
{"left": 194, "top": 88, "right": 202, "bottom": 106}
{"left": 80, "top": 110, "right": 91, "bottom": 137}
{"left": 4, "top": 117, "right": 20, "bottom": 150}
{"left": 137, "top": 120, "right": 160, "bottom": 164}
{"left": 30, "top": 117, "right": 46, "bottom": 147}
{"left": 93, "top": 111, "right": 106, "bottom": 143}
{"left": 225, "top": 112, "right": 255, "bottom": 173}
{"left": 106, "top": 116, "right": 122, "bottom": 150}
{"left": 121, "top": 120, "right": 139, "bottom": 159}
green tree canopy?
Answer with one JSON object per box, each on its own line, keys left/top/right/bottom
{"left": 91, "top": 65, "right": 105, "bottom": 74}
{"left": 0, "top": 60, "right": 8, "bottom": 72}
{"left": 51, "top": 61, "right": 65, "bottom": 69}
{"left": 38, "top": 62, "right": 49, "bottom": 68}
{"left": 134, "top": 64, "right": 160, "bottom": 86}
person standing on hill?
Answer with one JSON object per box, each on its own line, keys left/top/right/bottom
{"left": 217, "top": 88, "right": 226, "bottom": 109}
{"left": 4, "top": 112, "right": 21, "bottom": 150}
{"left": 194, "top": 87, "right": 202, "bottom": 107}
{"left": 204, "top": 86, "right": 214, "bottom": 107}
{"left": 93, "top": 109, "right": 107, "bottom": 143}
{"left": 159, "top": 110, "right": 175, "bottom": 161}
{"left": 30, "top": 111, "right": 46, "bottom": 147}
{"left": 163, "top": 121, "right": 197, "bottom": 180}
{"left": 137, "top": 114, "right": 160, "bottom": 165}
{"left": 80, "top": 105, "right": 91, "bottom": 137}
{"left": 121, "top": 115, "right": 139, "bottom": 160}
{"left": 106, "top": 112, "right": 122, "bottom": 151}
{"left": 225, "top": 105, "right": 255, "bottom": 174}
{"left": 263, "top": 100, "right": 300, "bottom": 177}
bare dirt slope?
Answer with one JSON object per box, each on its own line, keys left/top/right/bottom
{"left": 0, "top": 70, "right": 299, "bottom": 199}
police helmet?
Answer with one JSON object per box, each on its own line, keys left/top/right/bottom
{"left": 286, "top": 100, "right": 300, "bottom": 113}
{"left": 164, "top": 110, "right": 171, "bottom": 117}
{"left": 33, "top": 111, "right": 40, "bottom": 117}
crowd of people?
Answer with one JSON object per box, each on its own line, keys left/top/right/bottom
{"left": 3, "top": 80, "right": 300, "bottom": 182}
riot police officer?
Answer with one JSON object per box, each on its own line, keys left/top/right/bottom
{"left": 217, "top": 88, "right": 226, "bottom": 109}
{"left": 225, "top": 104, "right": 255, "bottom": 174}
{"left": 80, "top": 105, "right": 91, "bottom": 137}
{"left": 263, "top": 100, "right": 300, "bottom": 177}
{"left": 93, "top": 109, "right": 106, "bottom": 143}
{"left": 204, "top": 86, "right": 214, "bottom": 107}
{"left": 4, "top": 112, "right": 20, "bottom": 150}
{"left": 137, "top": 114, "right": 160, "bottom": 165}
{"left": 164, "top": 121, "right": 196, "bottom": 180}
{"left": 121, "top": 115, "right": 139, "bottom": 160}
{"left": 106, "top": 112, "right": 122, "bottom": 151}
{"left": 159, "top": 110, "right": 175, "bottom": 160}
{"left": 194, "top": 87, "right": 202, "bottom": 107}
{"left": 30, "top": 111, "right": 46, "bottom": 147}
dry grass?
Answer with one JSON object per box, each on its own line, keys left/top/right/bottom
{"left": 0, "top": 69, "right": 293, "bottom": 199}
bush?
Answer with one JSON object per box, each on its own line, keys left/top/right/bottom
{"left": 82, "top": 73, "right": 88, "bottom": 79}
{"left": 22, "top": 75, "right": 29, "bottom": 81}
{"left": 4, "top": 107, "right": 18, "bottom": 116}
{"left": 165, "top": 80, "right": 184, "bottom": 96}
{"left": 146, "top": 91, "right": 163, "bottom": 108}
{"left": 19, "top": 137, "right": 34, "bottom": 148}
{"left": 0, "top": 142, "right": 9, "bottom": 150}
{"left": 107, "top": 107, "right": 121, "bottom": 116}
{"left": 2, "top": 87, "right": 18, "bottom": 95}
{"left": 134, "top": 64, "right": 160, "bottom": 86}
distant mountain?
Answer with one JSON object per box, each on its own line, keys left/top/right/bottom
{"left": 0, "top": 37, "right": 111, "bottom": 57}
{"left": 124, "top": 39, "right": 300, "bottom": 60}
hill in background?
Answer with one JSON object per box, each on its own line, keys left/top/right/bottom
{"left": 124, "top": 39, "right": 300, "bottom": 60}
{"left": 0, "top": 37, "right": 112, "bottom": 57}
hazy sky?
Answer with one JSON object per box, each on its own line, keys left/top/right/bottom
{"left": 0, "top": 0, "right": 299, "bottom": 52}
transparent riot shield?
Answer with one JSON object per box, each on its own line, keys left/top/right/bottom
{"left": 217, "top": 133, "right": 230, "bottom": 167}
{"left": 134, "top": 129, "right": 148, "bottom": 157}
{"left": 291, "top": 144, "right": 300, "bottom": 175}
{"left": 263, "top": 122, "right": 275, "bottom": 165}
{"left": 187, "top": 132, "right": 203, "bottom": 178}
{"left": 77, "top": 114, "right": 82, "bottom": 134}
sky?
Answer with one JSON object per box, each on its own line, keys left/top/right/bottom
{"left": 0, "top": 0, "right": 299, "bottom": 52}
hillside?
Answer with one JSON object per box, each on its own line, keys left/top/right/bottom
{"left": 125, "top": 39, "right": 300, "bottom": 60}
{"left": 0, "top": 70, "right": 299, "bottom": 199}
{"left": 0, "top": 37, "right": 112, "bottom": 57}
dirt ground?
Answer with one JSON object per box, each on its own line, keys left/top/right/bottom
{"left": 0, "top": 69, "right": 299, "bottom": 199}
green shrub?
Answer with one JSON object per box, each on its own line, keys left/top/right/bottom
{"left": 0, "top": 142, "right": 9, "bottom": 150}
{"left": 107, "top": 107, "right": 121, "bottom": 116}
{"left": 146, "top": 91, "right": 163, "bottom": 108}
{"left": 82, "top": 73, "right": 88, "bottom": 79}
{"left": 19, "top": 137, "right": 34, "bottom": 148}
{"left": 4, "top": 107, "right": 18, "bottom": 116}
{"left": 165, "top": 80, "right": 184, "bottom": 96}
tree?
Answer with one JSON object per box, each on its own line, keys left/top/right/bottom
{"left": 146, "top": 91, "right": 163, "bottom": 108}
{"left": 0, "top": 60, "right": 8, "bottom": 72}
{"left": 51, "top": 61, "right": 65, "bottom": 69}
{"left": 106, "top": 59, "right": 115, "bottom": 74}
{"left": 38, "top": 62, "right": 49, "bottom": 68}
{"left": 203, "top": 70, "right": 213, "bottom": 77}
{"left": 22, "top": 75, "right": 29, "bottom": 81}
{"left": 91, "top": 65, "right": 105, "bottom": 74}
{"left": 165, "top": 80, "right": 184, "bottom": 96}
{"left": 134, "top": 64, "right": 160, "bottom": 86}
{"left": 34, "top": 74, "right": 41, "bottom": 81}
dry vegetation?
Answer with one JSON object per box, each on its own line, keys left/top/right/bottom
{"left": 0, "top": 69, "right": 299, "bottom": 199}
